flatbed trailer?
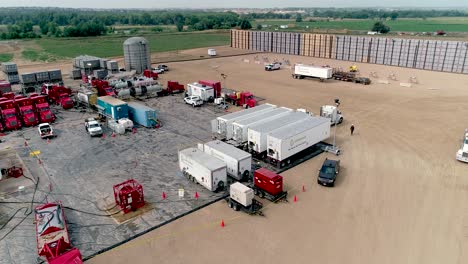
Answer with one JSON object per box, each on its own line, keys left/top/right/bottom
{"left": 225, "top": 197, "right": 264, "bottom": 216}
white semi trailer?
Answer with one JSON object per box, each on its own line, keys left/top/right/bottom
{"left": 248, "top": 111, "right": 310, "bottom": 157}
{"left": 202, "top": 140, "right": 252, "bottom": 181}
{"left": 267, "top": 116, "right": 331, "bottom": 167}
{"left": 178, "top": 148, "right": 227, "bottom": 192}
{"left": 232, "top": 107, "right": 293, "bottom": 144}
{"left": 211, "top": 103, "right": 276, "bottom": 139}
{"left": 292, "top": 64, "right": 333, "bottom": 81}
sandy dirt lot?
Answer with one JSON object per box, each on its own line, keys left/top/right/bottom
{"left": 82, "top": 50, "right": 468, "bottom": 264}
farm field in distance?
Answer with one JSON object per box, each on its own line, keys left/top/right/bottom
{"left": 0, "top": 31, "right": 230, "bottom": 62}
{"left": 253, "top": 17, "right": 468, "bottom": 33}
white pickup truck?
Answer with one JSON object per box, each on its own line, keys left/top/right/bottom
{"left": 265, "top": 62, "right": 281, "bottom": 71}
{"left": 184, "top": 95, "right": 203, "bottom": 107}
{"left": 85, "top": 118, "right": 103, "bottom": 137}
{"left": 38, "top": 123, "right": 54, "bottom": 139}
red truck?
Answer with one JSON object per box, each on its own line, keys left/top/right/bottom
{"left": 32, "top": 95, "right": 55, "bottom": 123}
{"left": 41, "top": 84, "right": 74, "bottom": 110}
{"left": 0, "top": 99, "right": 21, "bottom": 130}
{"left": 16, "top": 97, "right": 39, "bottom": 127}
{"left": 198, "top": 80, "right": 221, "bottom": 98}
{"left": 252, "top": 168, "right": 288, "bottom": 202}
{"left": 92, "top": 80, "right": 115, "bottom": 96}
{"left": 2, "top": 92, "right": 14, "bottom": 100}
{"left": 157, "top": 81, "right": 185, "bottom": 96}
{"left": 225, "top": 91, "right": 257, "bottom": 108}
{"left": 143, "top": 69, "right": 159, "bottom": 80}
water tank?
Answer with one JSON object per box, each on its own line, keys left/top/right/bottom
{"left": 123, "top": 37, "right": 151, "bottom": 74}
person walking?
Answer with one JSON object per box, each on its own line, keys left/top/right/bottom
{"left": 350, "top": 124, "right": 355, "bottom": 135}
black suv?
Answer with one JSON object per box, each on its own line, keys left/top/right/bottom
{"left": 317, "top": 158, "right": 340, "bottom": 187}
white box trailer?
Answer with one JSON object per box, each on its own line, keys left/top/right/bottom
{"left": 292, "top": 64, "right": 333, "bottom": 80}
{"left": 248, "top": 111, "right": 310, "bottom": 155}
{"left": 267, "top": 117, "right": 331, "bottom": 165}
{"left": 203, "top": 140, "right": 252, "bottom": 181}
{"left": 179, "top": 148, "right": 227, "bottom": 192}
{"left": 232, "top": 107, "right": 293, "bottom": 143}
{"left": 230, "top": 182, "right": 254, "bottom": 207}
{"left": 187, "top": 82, "right": 215, "bottom": 102}
{"left": 212, "top": 104, "right": 276, "bottom": 139}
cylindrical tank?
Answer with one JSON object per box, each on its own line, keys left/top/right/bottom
{"left": 118, "top": 85, "right": 163, "bottom": 98}
{"left": 123, "top": 37, "right": 151, "bottom": 74}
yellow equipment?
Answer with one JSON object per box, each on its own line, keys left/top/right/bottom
{"left": 349, "top": 65, "right": 358, "bottom": 72}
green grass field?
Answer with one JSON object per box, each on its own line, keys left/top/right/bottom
{"left": 254, "top": 17, "right": 468, "bottom": 32}
{"left": 0, "top": 53, "right": 13, "bottom": 62}
{"left": 35, "top": 31, "right": 230, "bottom": 59}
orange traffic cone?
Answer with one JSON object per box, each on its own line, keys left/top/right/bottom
{"left": 195, "top": 192, "right": 199, "bottom": 199}
{"left": 24, "top": 141, "right": 28, "bottom": 147}
{"left": 38, "top": 159, "right": 42, "bottom": 164}
{"left": 294, "top": 195, "right": 297, "bottom": 203}
{"left": 162, "top": 192, "right": 167, "bottom": 200}
{"left": 47, "top": 138, "right": 50, "bottom": 144}
{"left": 102, "top": 133, "right": 106, "bottom": 139}
{"left": 220, "top": 219, "right": 225, "bottom": 228}
{"left": 132, "top": 128, "right": 137, "bottom": 134}
{"left": 302, "top": 185, "right": 305, "bottom": 192}
{"left": 111, "top": 132, "right": 116, "bottom": 138}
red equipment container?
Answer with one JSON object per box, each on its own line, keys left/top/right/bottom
{"left": 6, "top": 166, "right": 23, "bottom": 178}
{"left": 254, "top": 168, "right": 284, "bottom": 196}
{"left": 113, "top": 179, "right": 145, "bottom": 214}
{"left": 198, "top": 80, "right": 221, "bottom": 98}
{"left": 0, "top": 80, "right": 12, "bottom": 95}
{"left": 35, "top": 202, "right": 83, "bottom": 264}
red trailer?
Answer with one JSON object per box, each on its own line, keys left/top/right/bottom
{"left": 198, "top": 80, "right": 221, "bottom": 98}
{"left": 253, "top": 168, "right": 288, "bottom": 202}
{"left": 35, "top": 202, "right": 83, "bottom": 264}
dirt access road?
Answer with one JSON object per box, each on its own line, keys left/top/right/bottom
{"left": 80, "top": 50, "right": 467, "bottom": 263}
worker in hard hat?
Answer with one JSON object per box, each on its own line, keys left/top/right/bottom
{"left": 350, "top": 124, "right": 355, "bottom": 135}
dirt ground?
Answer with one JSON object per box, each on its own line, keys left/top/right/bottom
{"left": 80, "top": 50, "right": 468, "bottom": 264}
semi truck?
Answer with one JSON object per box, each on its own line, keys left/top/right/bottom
{"left": 0, "top": 99, "right": 21, "bottom": 130}
{"left": 292, "top": 64, "right": 333, "bottom": 81}
{"left": 224, "top": 91, "right": 257, "bottom": 108}
{"left": 201, "top": 140, "right": 252, "bottom": 181}
{"left": 156, "top": 81, "right": 185, "bottom": 96}
{"left": 41, "top": 84, "right": 74, "bottom": 109}
{"left": 248, "top": 111, "right": 310, "bottom": 158}
{"left": 267, "top": 116, "right": 331, "bottom": 168}
{"left": 97, "top": 96, "right": 129, "bottom": 120}
{"left": 320, "top": 105, "right": 343, "bottom": 125}
{"left": 226, "top": 182, "right": 263, "bottom": 215}
{"left": 15, "top": 98, "right": 38, "bottom": 127}
{"left": 186, "top": 82, "right": 215, "bottom": 102}
{"left": 252, "top": 168, "right": 288, "bottom": 202}
{"left": 31, "top": 95, "right": 55, "bottom": 123}
{"left": 179, "top": 147, "right": 227, "bottom": 192}
{"left": 232, "top": 107, "right": 292, "bottom": 144}
{"left": 77, "top": 90, "right": 98, "bottom": 108}
{"left": 212, "top": 103, "right": 276, "bottom": 139}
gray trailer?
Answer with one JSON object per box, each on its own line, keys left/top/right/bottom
{"left": 211, "top": 103, "right": 276, "bottom": 139}
{"left": 248, "top": 111, "right": 310, "bottom": 157}
{"left": 232, "top": 107, "right": 292, "bottom": 144}
{"left": 267, "top": 117, "right": 330, "bottom": 167}
{"left": 179, "top": 148, "right": 227, "bottom": 192}
{"left": 202, "top": 140, "right": 252, "bottom": 181}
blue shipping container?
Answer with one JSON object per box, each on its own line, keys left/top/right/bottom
{"left": 127, "top": 102, "right": 158, "bottom": 128}
{"left": 97, "top": 96, "right": 129, "bottom": 120}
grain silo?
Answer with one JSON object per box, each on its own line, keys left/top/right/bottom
{"left": 123, "top": 37, "right": 151, "bottom": 74}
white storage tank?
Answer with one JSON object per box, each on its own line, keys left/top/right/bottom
{"left": 179, "top": 148, "right": 227, "bottom": 192}
{"left": 208, "top": 49, "right": 217, "bottom": 56}
{"left": 203, "top": 140, "right": 252, "bottom": 181}
{"left": 124, "top": 37, "right": 151, "bottom": 74}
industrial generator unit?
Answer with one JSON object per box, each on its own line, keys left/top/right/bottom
{"left": 113, "top": 179, "right": 145, "bottom": 214}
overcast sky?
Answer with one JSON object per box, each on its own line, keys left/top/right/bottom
{"left": 1, "top": 0, "right": 466, "bottom": 8}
